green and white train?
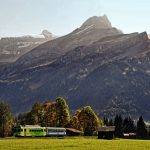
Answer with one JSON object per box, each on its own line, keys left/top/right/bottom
{"left": 13, "top": 125, "right": 66, "bottom": 137}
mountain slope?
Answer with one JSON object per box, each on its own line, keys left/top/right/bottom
{"left": 0, "top": 16, "right": 150, "bottom": 120}
{"left": 0, "top": 31, "right": 150, "bottom": 119}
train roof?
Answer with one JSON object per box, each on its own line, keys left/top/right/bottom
{"left": 16, "top": 125, "right": 44, "bottom": 128}
{"left": 15, "top": 125, "right": 66, "bottom": 130}
{"left": 46, "top": 127, "right": 66, "bottom": 130}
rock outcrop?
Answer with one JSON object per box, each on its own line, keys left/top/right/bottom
{"left": 80, "top": 15, "right": 112, "bottom": 29}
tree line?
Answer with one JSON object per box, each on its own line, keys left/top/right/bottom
{"left": 0, "top": 97, "right": 102, "bottom": 137}
{"left": 0, "top": 98, "right": 150, "bottom": 138}
{"left": 103, "top": 115, "right": 149, "bottom": 139}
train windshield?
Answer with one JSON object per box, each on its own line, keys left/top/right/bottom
{"left": 14, "top": 128, "right": 23, "bottom": 132}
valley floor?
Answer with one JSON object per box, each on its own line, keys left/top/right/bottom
{"left": 0, "top": 137, "right": 150, "bottom": 150}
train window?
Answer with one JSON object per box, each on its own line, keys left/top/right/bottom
{"left": 47, "top": 129, "right": 65, "bottom": 132}
{"left": 58, "top": 129, "right": 64, "bottom": 132}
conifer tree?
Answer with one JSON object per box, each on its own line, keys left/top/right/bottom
{"left": 103, "top": 117, "right": 109, "bottom": 126}
{"left": 137, "top": 116, "right": 147, "bottom": 138}
{"left": 123, "top": 117, "right": 136, "bottom": 133}
{"left": 114, "top": 115, "right": 123, "bottom": 138}
{"left": 108, "top": 118, "right": 113, "bottom": 126}
{"left": 17, "top": 112, "right": 28, "bottom": 126}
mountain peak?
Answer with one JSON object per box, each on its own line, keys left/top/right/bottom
{"left": 80, "top": 15, "right": 112, "bottom": 29}
{"left": 41, "top": 30, "right": 53, "bottom": 39}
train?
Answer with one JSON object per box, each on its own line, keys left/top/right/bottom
{"left": 13, "top": 125, "right": 66, "bottom": 137}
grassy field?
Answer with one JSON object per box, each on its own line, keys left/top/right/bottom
{"left": 0, "top": 137, "right": 150, "bottom": 150}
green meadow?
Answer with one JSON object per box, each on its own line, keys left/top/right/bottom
{"left": 0, "top": 137, "right": 150, "bottom": 150}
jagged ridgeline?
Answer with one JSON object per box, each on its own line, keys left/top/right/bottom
{"left": 0, "top": 15, "right": 150, "bottom": 120}
{"left": 0, "top": 30, "right": 56, "bottom": 63}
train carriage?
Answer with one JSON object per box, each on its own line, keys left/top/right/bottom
{"left": 13, "top": 125, "right": 66, "bottom": 137}
{"left": 46, "top": 127, "right": 66, "bottom": 137}
{"left": 13, "top": 125, "right": 46, "bottom": 137}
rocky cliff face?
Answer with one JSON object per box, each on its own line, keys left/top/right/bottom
{"left": 0, "top": 16, "right": 150, "bottom": 120}
{"left": 80, "top": 15, "right": 112, "bottom": 29}
{"left": 13, "top": 15, "right": 122, "bottom": 71}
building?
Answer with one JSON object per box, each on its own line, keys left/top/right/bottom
{"left": 123, "top": 133, "right": 136, "bottom": 139}
{"left": 98, "top": 126, "right": 115, "bottom": 139}
{"left": 66, "top": 128, "right": 82, "bottom": 136}
{"left": 145, "top": 122, "right": 150, "bottom": 133}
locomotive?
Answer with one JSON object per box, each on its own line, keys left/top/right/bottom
{"left": 13, "top": 125, "right": 66, "bottom": 137}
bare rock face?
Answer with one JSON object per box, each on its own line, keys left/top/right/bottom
{"left": 80, "top": 15, "right": 112, "bottom": 29}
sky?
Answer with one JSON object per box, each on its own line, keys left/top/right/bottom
{"left": 0, "top": 0, "right": 150, "bottom": 37}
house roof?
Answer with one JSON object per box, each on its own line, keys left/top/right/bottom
{"left": 98, "top": 126, "right": 115, "bottom": 132}
{"left": 66, "top": 128, "right": 82, "bottom": 133}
